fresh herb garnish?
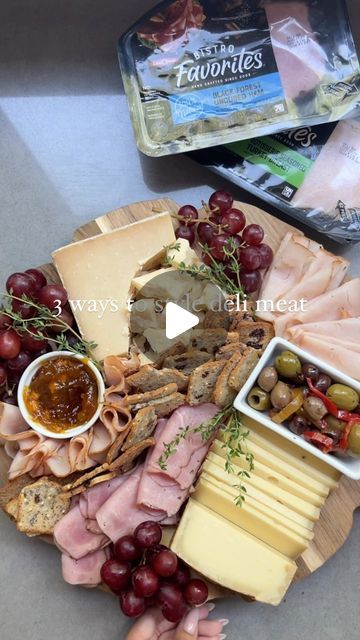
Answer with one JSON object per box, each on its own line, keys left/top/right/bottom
{"left": 158, "top": 405, "right": 254, "bottom": 506}
{"left": 1, "top": 293, "right": 101, "bottom": 369}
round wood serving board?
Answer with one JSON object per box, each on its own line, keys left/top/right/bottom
{"left": 1, "top": 198, "right": 360, "bottom": 595}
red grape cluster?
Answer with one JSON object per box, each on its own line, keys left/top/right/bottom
{"left": 175, "top": 190, "right": 273, "bottom": 294}
{"left": 100, "top": 521, "right": 208, "bottom": 621}
{"left": 0, "top": 268, "right": 72, "bottom": 402}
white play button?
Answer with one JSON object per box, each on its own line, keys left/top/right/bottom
{"left": 165, "top": 302, "right": 199, "bottom": 340}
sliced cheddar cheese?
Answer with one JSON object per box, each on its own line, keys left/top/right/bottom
{"left": 193, "top": 476, "right": 310, "bottom": 558}
{"left": 171, "top": 499, "right": 297, "bottom": 606}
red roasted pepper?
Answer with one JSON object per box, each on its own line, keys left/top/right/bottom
{"left": 303, "top": 430, "right": 335, "bottom": 453}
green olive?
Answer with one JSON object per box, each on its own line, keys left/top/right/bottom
{"left": 303, "top": 396, "right": 327, "bottom": 423}
{"left": 326, "top": 384, "right": 359, "bottom": 411}
{"left": 257, "top": 366, "right": 278, "bottom": 392}
{"left": 325, "top": 415, "right": 347, "bottom": 432}
{"left": 270, "top": 381, "right": 292, "bottom": 410}
{"left": 348, "top": 423, "right": 360, "bottom": 456}
{"left": 275, "top": 351, "right": 302, "bottom": 379}
{"left": 247, "top": 387, "right": 271, "bottom": 411}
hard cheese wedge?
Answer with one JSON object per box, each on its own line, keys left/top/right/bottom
{"left": 52, "top": 213, "right": 175, "bottom": 360}
{"left": 211, "top": 439, "right": 326, "bottom": 506}
{"left": 193, "top": 476, "right": 310, "bottom": 558}
{"left": 204, "top": 452, "right": 321, "bottom": 521}
{"left": 171, "top": 499, "right": 297, "bottom": 606}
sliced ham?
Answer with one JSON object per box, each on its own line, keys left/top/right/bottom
{"left": 257, "top": 232, "right": 348, "bottom": 322}
{"left": 54, "top": 504, "right": 108, "bottom": 560}
{"left": 275, "top": 279, "right": 360, "bottom": 337}
{"left": 292, "top": 119, "right": 360, "bottom": 212}
{"left": 266, "top": 1, "right": 327, "bottom": 101}
{"left": 287, "top": 318, "right": 360, "bottom": 344}
{"left": 289, "top": 332, "right": 360, "bottom": 380}
{"left": 79, "top": 474, "right": 130, "bottom": 520}
{"left": 61, "top": 548, "right": 109, "bottom": 587}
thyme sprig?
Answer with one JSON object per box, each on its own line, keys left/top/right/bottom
{"left": 1, "top": 293, "right": 101, "bottom": 369}
{"left": 157, "top": 405, "right": 254, "bottom": 506}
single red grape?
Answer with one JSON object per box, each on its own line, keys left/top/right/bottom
{"left": 0, "top": 313, "right": 11, "bottom": 331}
{"left": 242, "top": 224, "right": 264, "bottom": 246}
{"left": 119, "top": 590, "right": 146, "bottom": 618}
{"left": 240, "top": 270, "right": 262, "bottom": 293}
{"left": 183, "top": 579, "right": 208, "bottom": 605}
{"left": 6, "top": 272, "right": 37, "bottom": 298}
{"left": 101, "top": 559, "right": 131, "bottom": 593}
{"left": 0, "top": 364, "right": 7, "bottom": 386}
{"left": 220, "top": 208, "right": 246, "bottom": 234}
{"left": 38, "top": 284, "right": 68, "bottom": 310}
{"left": 7, "top": 351, "right": 32, "bottom": 374}
{"left": 48, "top": 308, "right": 74, "bottom": 334}
{"left": 239, "top": 246, "right": 262, "bottom": 271}
{"left": 258, "top": 243, "right": 274, "bottom": 268}
{"left": 132, "top": 565, "right": 159, "bottom": 598}
{"left": 209, "top": 190, "right": 233, "bottom": 215}
{"left": 25, "top": 268, "right": 47, "bottom": 291}
{"left": 178, "top": 205, "right": 198, "bottom": 226}
{"left": 156, "top": 581, "right": 183, "bottom": 607}
{"left": 197, "top": 222, "right": 215, "bottom": 244}
{"left": 114, "top": 535, "right": 142, "bottom": 563}
{"left": 209, "top": 233, "right": 233, "bottom": 261}
{"left": 0, "top": 330, "right": 21, "bottom": 360}
{"left": 201, "top": 253, "right": 213, "bottom": 267}
{"left": 175, "top": 225, "right": 195, "bottom": 246}
{"left": 134, "top": 521, "right": 162, "bottom": 548}
{"left": 152, "top": 549, "right": 178, "bottom": 577}
{"left": 170, "top": 561, "right": 191, "bottom": 587}
{"left": 144, "top": 544, "right": 167, "bottom": 566}
{"left": 161, "top": 598, "right": 187, "bottom": 623}
{"left": 20, "top": 327, "right": 48, "bottom": 353}
{"left": 11, "top": 299, "right": 35, "bottom": 320}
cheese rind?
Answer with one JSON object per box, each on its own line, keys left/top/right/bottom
{"left": 171, "top": 499, "right": 297, "bottom": 606}
{"left": 52, "top": 213, "right": 175, "bottom": 360}
{"left": 193, "top": 477, "right": 310, "bottom": 558}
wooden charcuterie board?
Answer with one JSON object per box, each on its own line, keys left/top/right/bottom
{"left": 1, "top": 198, "right": 360, "bottom": 591}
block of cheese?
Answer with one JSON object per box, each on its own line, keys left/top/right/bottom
{"left": 52, "top": 213, "right": 175, "bottom": 360}
{"left": 166, "top": 238, "right": 202, "bottom": 268}
{"left": 200, "top": 471, "right": 314, "bottom": 540}
{"left": 211, "top": 440, "right": 326, "bottom": 507}
{"left": 193, "top": 477, "right": 310, "bottom": 558}
{"left": 131, "top": 267, "right": 176, "bottom": 292}
{"left": 243, "top": 416, "right": 340, "bottom": 487}
{"left": 171, "top": 499, "right": 297, "bottom": 605}
{"left": 203, "top": 453, "right": 320, "bottom": 522}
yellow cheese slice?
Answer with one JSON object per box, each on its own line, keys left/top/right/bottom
{"left": 243, "top": 417, "right": 340, "bottom": 487}
{"left": 171, "top": 499, "right": 297, "bottom": 606}
{"left": 52, "top": 213, "right": 175, "bottom": 361}
{"left": 166, "top": 238, "right": 201, "bottom": 268}
{"left": 200, "top": 471, "right": 314, "bottom": 540}
{"left": 193, "top": 476, "right": 310, "bottom": 558}
{"left": 212, "top": 439, "right": 326, "bottom": 506}
{"left": 203, "top": 453, "right": 321, "bottom": 521}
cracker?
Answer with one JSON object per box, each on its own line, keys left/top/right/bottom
{"left": 203, "top": 310, "right": 230, "bottom": 330}
{"left": 186, "top": 360, "right": 227, "bottom": 405}
{"left": 212, "top": 352, "right": 244, "bottom": 407}
{"left": 126, "top": 383, "right": 178, "bottom": 407}
{"left": 122, "top": 407, "right": 158, "bottom": 451}
{"left": 109, "top": 438, "right": 156, "bottom": 472}
{"left": 231, "top": 320, "right": 274, "bottom": 350}
{"left": 228, "top": 348, "right": 260, "bottom": 392}
{"left": 154, "top": 343, "right": 186, "bottom": 368}
{"left": 127, "top": 365, "right": 188, "bottom": 393}
{"left": 163, "top": 350, "right": 213, "bottom": 375}
{"left": 130, "top": 391, "right": 186, "bottom": 417}
{"left": 215, "top": 342, "right": 246, "bottom": 360}
{"left": 5, "top": 496, "right": 19, "bottom": 520}
{"left": 16, "top": 479, "right": 71, "bottom": 536}
{"left": 189, "top": 329, "right": 238, "bottom": 354}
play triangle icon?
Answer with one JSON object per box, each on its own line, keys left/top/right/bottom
{"left": 165, "top": 302, "right": 199, "bottom": 340}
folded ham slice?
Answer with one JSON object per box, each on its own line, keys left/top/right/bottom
{"left": 61, "top": 548, "right": 109, "bottom": 587}
{"left": 275, "top": 279, "right": 360, "bottom": 337}
{"left": 54, "top": 504, "right": 108, "bottom": 560}
{"left": 287, "top": 318, "right": 360, "bottom": 344}
{"left": 289, "top": 332, "right": 360, "bottom": 380}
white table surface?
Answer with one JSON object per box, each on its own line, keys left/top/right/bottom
{"left": 0, "top": 2, "right": 359, "bottom": 639}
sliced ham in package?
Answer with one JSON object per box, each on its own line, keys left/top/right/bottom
{"left": 190, "top": 117, "right": 360, "bottom": 242}
{"left": 118, "top": 0, "right": 360, "bottom": 156}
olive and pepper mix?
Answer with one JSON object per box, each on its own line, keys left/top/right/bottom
{"left": 247, "top": 351, "right": 360, "bottom": 456}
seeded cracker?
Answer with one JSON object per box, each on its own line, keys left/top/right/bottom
{"left": 16, "top": 479, "right": 71, "bottom": 536}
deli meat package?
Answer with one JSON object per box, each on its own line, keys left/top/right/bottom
{"left": 118, "top": 0, "right": 360, "bottom": 156}
{"left": 190, "top": 117, "right": 360, "bottom": 243}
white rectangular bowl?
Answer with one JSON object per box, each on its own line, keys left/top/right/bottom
{"left": 234, "top": 337, "right": 360, "bottom": 480}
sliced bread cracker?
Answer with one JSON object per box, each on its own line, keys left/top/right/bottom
{"left": 127, "top": 365, "right": 188, "bottom": 393}
{"left": 122, "top": 406, "right": 158, "bottom": 451}
{"left": 189, "top": 329, "right": 239, "bottom": 354}
{"left": 186, "top": 360, "right": 227, "bottom": 405}
{"left": 16, "top": 479, "right": 71, "bottom": 536}
{"left": 231, "top": 320, "right": 274, "bottom": 350}
{"left": 162, "top": 350, "right": 212, "bottom": 375}
{"left": 212, "top": 352, "right": 244, "bottom": 407}
{"left": 228, "top": 348, "right": 259, "bottom": 391}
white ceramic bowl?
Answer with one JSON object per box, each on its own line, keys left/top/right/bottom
{"left": 18, "top": 351, "right": 105, "bottom": 439}
{"left": 234, "top": 337, "right": 360, "bottom": 480}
